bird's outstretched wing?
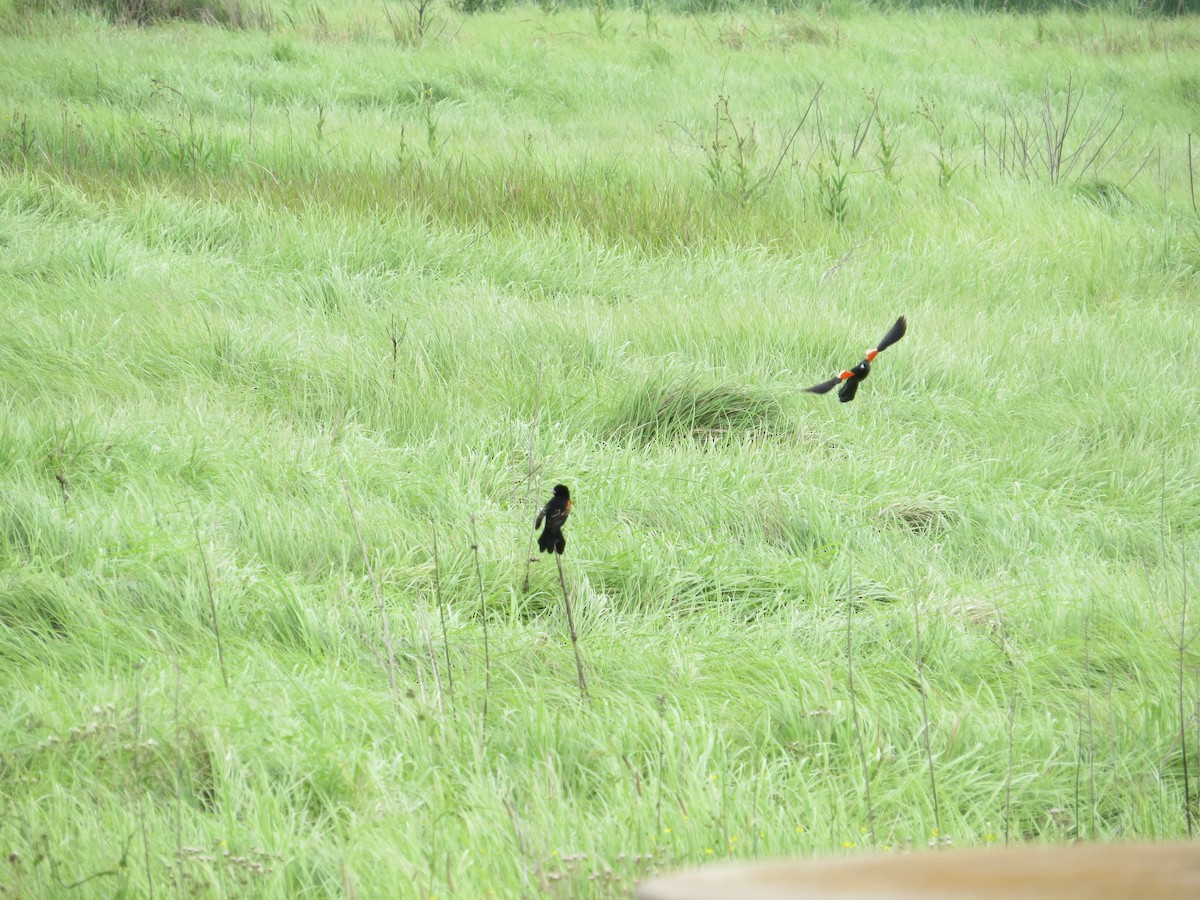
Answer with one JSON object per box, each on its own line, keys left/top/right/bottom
{"left": 805, "top": 376, "right": 843, "bottom": 395}
{"left": 873, "top": 316, "right": 907, "bottom": 355}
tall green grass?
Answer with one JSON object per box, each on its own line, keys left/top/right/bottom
{"left": 1, "top": 2, "right": 1198, "bottom": 897}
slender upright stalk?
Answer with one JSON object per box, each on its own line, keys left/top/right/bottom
{"left": 1179, "top": 545, "right": 1192, "bottom": 838}
{"left": 521, "top": 364, "right": 543, "bottom": 593}
{"left": 470, "top": 516, "right": 491, "bottom": 724}
{"left": 247, "top": 83, "right": 254, "bottom": 151}
{"left": 998, "top": 607, "right": 1016, "bottom": 848}
{"left": 846, "top": 593, "right": 875, "bottom": 847}
{"left": 133, "top": 670, "right": 155, "bottom": 899}
{"left": 191, "top": 503, "right": 228, "bottom": 690}
{"left": 342, "top": 474, "right": 399, "bottom": 703}
{"left": 556, "top": 554, "right": 589, "bottom": 703}
{"left": 431, "top": 517, "right": 453, "bottom": 698}
{"left": 655, "top": 694, "right": 666, "bottom": 841}
{"left": 914, "top": 600, "right": 942, "bottom": 845}
{"left": 1187, "top": 131, "right": 1196, "bottom": 216}
{"left": 173, "top": 656, "right": 184, "bottom": 900}
{"left": 1084, "top": 597, "right": 1096, "bottom": 839}
{"left": 1074, "top": 703, "right": 1084, "bottom": 839}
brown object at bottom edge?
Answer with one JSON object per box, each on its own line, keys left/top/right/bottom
{"left": 637, "top": 840, "right": 1200, "bottom": 899}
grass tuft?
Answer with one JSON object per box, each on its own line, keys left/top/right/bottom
{"left": 605, "top": 369, "right": 787, "bottom": 444}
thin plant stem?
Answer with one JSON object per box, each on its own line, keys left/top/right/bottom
{"left": 133, "top": 669, "right": 155, "bottom": 899}
{"left": 190, "top": 503, "right": 228, "bottom": 690}
{"left": 432, "top": 516, "right": 453, "bottom": 699}
{"left": 470, "top": 516, "right": 491, "bottom": 725}
{"left": 996, "top": 604, "right": 1016, "bottom": 849}
{"left": 655, "top": 693, "right": 666, "bottom": 841}
{"left": 1084, "top": 595, "right": 1096, "bottom": 839}
{"left": 1188, "top": 131, "right": 1196, "bottom": 216}
{"left": 503, "top": 799, "right": 531, "bottom": 895}
{"left": 173, "top": 656, "right": 184, "bottom": 900}
{"left": 423, "top": 595, "right": 445, "bottom": 716}
{"left": 914, "top": 599, "right": 942, "bottom": 845}
{"left": 1074, "top": 702, "right": 1084, "bottom": 839}
{"left": 556, "top": 554, "right": 589, "bottom": 703}
{"left": 521, "top": 364, "right": 543, "bottom": 593}
{"left": 1180, "top": 544, "right": 1193, "bottom": 838}
{"left": 342, "top": 472, "right": 399, "bottom": 703}
{"left": 846, "top": 590, "right": 876, "bottom": 847}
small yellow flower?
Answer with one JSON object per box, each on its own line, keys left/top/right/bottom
{"left": 795, "top": 825, "right": 805, "bottom": 833}
{"left": 729, "top": 836, "right": 738, "bottom": 843}
{"left": 859, "top": 826, "right": 869, "bottom": 834}
{"left": 985, "top": 834, "right": 997, "bottom": 843}
{"left": 842, "top": 841, "right": 857, "bottom": 849}
{"left": 663, "top": 827, "right": 671, "bottom": 834}
{"left": 704, "top": 848, "right": 714, "bottom": 855}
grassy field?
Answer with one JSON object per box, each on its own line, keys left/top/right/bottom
{"left": 1, "top": 1, "right": 1199, "bottom": 896}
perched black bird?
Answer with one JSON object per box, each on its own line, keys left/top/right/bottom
{"left": 805, "top": 316, "right": 907, "bottom": 403}
{"left": 535, "top": 484, "right": 571, "bottom": 555}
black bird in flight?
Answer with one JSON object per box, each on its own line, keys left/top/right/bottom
{"left": 805, "top": 316, "right": 907, "bottom": 403}
{"left": 535, "top": 484, "right": 571, "bottom": 555}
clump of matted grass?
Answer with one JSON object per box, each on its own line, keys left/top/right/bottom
{"left": 604, "top": 368, "right": 787, "bottom": 444}
{"left": 879, "top": 498, "right": 960, "bottom": 537}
